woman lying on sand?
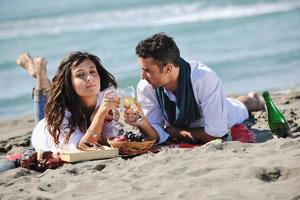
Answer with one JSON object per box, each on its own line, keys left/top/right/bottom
{"left": 17, "top": 52, "right": 120, "bottom": 152}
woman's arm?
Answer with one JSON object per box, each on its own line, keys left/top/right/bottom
{"left": 77, "top": 91, "right": 120, "bottom": 150}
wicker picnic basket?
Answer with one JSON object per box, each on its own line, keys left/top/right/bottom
{"left": 107, "top": 138, "right": 155, "bottom": 155}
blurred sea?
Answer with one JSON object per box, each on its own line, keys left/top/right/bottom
{"left": 0, "top": 0, "right": 300, "bottom": 120}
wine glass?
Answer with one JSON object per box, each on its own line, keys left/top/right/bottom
{"left": 106, "top": 88, "right": 122, "bottom": 135}
{"left": 122, "top": 86, "right": 136, "bottom": 110}
{"left": 121, "top": 86, "right": 143, "bottom": 129}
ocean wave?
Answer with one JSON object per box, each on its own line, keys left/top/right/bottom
{"left": 1, "top": 0, "right": 300, "bottom": 39}
{"left": 205, "top": 43, "right": 300, "bottom": 65}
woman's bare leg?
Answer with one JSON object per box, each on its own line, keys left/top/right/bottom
{"left": 33, "top": 57, "right": 51, "bottom": 123}
{"left": 236, "top": 92, "right": 265, "bottom": 112}
{"left": 34, "top": 57, "right": 51, "bottom": 90}
{"left": 16, "top": 52, "right": 51, "bottom": 123}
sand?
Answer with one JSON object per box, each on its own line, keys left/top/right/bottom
{"left": 0, "top": 90, "right": 300, "bottom": 200}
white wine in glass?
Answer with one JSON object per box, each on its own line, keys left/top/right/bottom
{"left": 122, "top": 86, "right": 136, "bottom": 109}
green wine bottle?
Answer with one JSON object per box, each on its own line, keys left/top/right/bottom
{"left": 262, "top": 91, "right": 291, "bottom": 138}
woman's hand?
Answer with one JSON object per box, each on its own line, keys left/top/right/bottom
{"left": 77, "top": 131, "right": 104, "bottom": 151}
{"left": 103, "top": 90, "right": 120, "bottom": 122}
{"left": 97, "top": 90, "right": 120, "bottom": 119}
{"left": 84, "top": 90, "right": 120, "bottom": 150}
{"left": 77, "top": 140, "right": 104, "bottom": 151}
{"left": 105, "top": 109, "right": 120, "bottom": 122}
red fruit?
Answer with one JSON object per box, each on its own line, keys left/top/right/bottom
{"left": 114, "top": 135, "right": 128, "bottom": 142}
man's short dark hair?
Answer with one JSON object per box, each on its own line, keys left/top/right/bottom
{"left": 135, "top": 32, "right": 180, "bottom": 68}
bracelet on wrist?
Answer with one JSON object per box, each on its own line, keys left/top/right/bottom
{"left": 88, "top": 129, "right": 98, "bottom": 138}
{"left": 136, "top": 114, "right": 145, "bottom": 122}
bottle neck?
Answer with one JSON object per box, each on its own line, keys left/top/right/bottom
{"left": 262, "top": 91, "right": 285, "bottom": 121}
{"left": 262, "top": 92, "right": 274, "bottom": 107}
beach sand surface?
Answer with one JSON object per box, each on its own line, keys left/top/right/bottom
{"left": 0, "top": 90, "right": 300, "bottom": 200}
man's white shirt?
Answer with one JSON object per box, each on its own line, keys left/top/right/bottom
{"left": 137, "top": 61, "right": 248, "bottom": 144}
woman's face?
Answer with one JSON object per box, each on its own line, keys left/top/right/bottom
{"left": 71, "top": 58, "right": 101, "bottom": 101}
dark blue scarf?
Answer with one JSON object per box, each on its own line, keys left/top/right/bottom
{"left": 155, "top": 58, "right": 201, "bottom": 127}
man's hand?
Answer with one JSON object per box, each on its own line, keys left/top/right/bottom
{"left": 123, "top": 101, "right": 158, "bottom": 142}
{"left": 165, "top": 125, "right": 197, "bottom": 143}
{"left": 124, "top": 101, "right": 146, "bottom": 126}
{"left": 165, "top": 125, "right": 218, "bottom": 144}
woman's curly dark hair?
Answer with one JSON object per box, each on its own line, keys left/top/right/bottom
{"left": 45, "top": 51, "right": 117, "bottom": 144}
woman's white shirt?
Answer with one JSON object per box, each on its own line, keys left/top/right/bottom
{"left": 31, "top": 87, "right": 116, "bottom": 152}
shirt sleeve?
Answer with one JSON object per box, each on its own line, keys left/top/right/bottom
{"left": 58, "top": 111, "right": 84, "bottom": 147}
{"left": 196, "top": 70, "right": 229, "bottom": 137}
{"left": 31, "top": 119, "right": 53, "bottom": 151}
{"left": 137, "top": 80, "right": 169, "bottom": 144}
{"left": 31, "top": 111, "right": 85, "bottom": 152}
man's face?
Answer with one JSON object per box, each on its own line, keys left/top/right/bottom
{"left": 138, "top": 57, "right": 166, "bottom": 88}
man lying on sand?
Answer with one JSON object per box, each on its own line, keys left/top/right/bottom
{"left": 124, "top": 32, "right": 265, "bottom": 144}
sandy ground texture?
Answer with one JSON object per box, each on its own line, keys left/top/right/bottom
{"left": 0, "top": 90, "right": 300, "bottom": 200}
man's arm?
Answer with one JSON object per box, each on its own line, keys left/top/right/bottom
{"left": 123, "top": 102, "right": 159, "bottom": 142}
{"left": 163, "top": 63, "right": 229, "bottom": 144}
{"left": 135, "top": 117, "right": 159, "bottom": 142}
{"left": 135, "top": 80, "right": 170, "bottom": 144}
{"left": 165, "top": 125, "right": 219, "bottom": 144}
{"left": 190, "top": 64, "right": 229, "bottom": 139}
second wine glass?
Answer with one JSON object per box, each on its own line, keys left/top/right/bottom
{"left": 122, "top": 86, "right": 136, "bottom": 110}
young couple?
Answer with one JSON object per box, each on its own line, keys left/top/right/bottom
{"left": 18, "top": 32, "right": 264, "bottom": 153}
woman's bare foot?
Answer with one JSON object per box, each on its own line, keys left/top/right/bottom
{"left": 248, "top": 92, "right": 265, "bottom": 111}
{"left": 16, "top": 52, "right": 36, "bottom": 78}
